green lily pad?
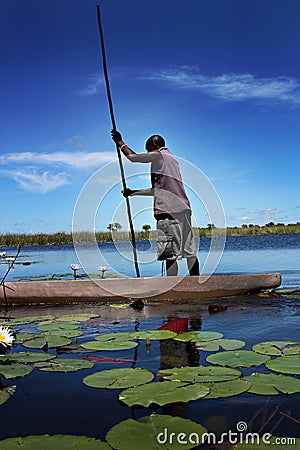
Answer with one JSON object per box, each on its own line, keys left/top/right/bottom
{"left": 81, "top": 340, "right": 138, "bottom": 351}
{"left": 174, "top": 331, "right": 223, "bottom": 342}
{"left": 158, "top": 365, "right": 241, "bottom": 382}
{"left": 83, "top": 368, "right": 154, "bottom": 389}
{"left": 119, "top": 381, "right": 210, "bottom": 407}
{"left": 37, "top": 322, "right": 79, "bottom": 332}
{"left": 283, "top": 345, "right": 300, "bottom": 356}
{"left": 266, "top": 355, "right": 300, "bottom": 375}
{"left": 0, "top": 363, "right": 33, "bottom": 379}
{"left": 233, "top": 436, "right": 300, "bottom": 449}
{"left": 1, "top": 316, "right": 54, "bottom": 326}
{"left": 129, "top": 330, "right": 177, "bottom": 340}
{"left": 196, "top": 339, "right": 246, "bottom": 352}
{"left": 244, "top": 372, "right": 300, "bottom": 395}
{"left": 34, "top": 357, "right": 94, "bottom": 372}
{"left": 110, "top": 304, "right": 130, "bottom": 309}
{"left": 206, "top": 350, "right": 270, "bottom": 368}
{"left": 203, "top": 379, "right": 250, "bottom": 398}
{"left": 106, "top": 414, "right": 208, "bottom": 450}
{"left": 20, "top": 336, "right": 47, "bottom": 349}
{"left": 56, "top": 314, "right": 99, "bottom": 322}
{"left": 14, "top": 333, "right": 39, "bottom": 344}
{"left": 252, "top": 341, "right": 298, "bottom": 356}
{"left": 0, "top": 435, "right": 111, "bottom": 449}
{"left": 0, "top": 352, "right": 56, "bottom": 363}
{"left": 0, "top": 391, "right": 10, "bottom": 405}
{"left": 44, "top": 329, "right": 83, "bottom": 338}
{"left": 81, "top": 333, "right": 137, "bottom": 351}
{"left": 22, "top": 335, "right": 72, "bottom": 349}
{"left": 95, "top": 332, "right": 135, "bottom": 341}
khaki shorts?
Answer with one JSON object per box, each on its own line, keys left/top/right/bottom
{"left": 156, "top": 210, "right": 197, "bottom": 261}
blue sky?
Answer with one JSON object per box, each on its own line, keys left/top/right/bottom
{"left": 1, "top": 0, "right": 299, "bottom": 234}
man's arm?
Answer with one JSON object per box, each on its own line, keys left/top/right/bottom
{"left": 111, "top": 130, "right": 161, "bottom": 163}
{"left": 122, "top": 187, "right": 153, "bottom": 197}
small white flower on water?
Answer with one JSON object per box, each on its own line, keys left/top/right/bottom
{"left": 0, "top": 326, "right": 15, "bottom": 347}
{"left": 98, "top": 266, "right": 109, "bottom": 278}
{"left": 5, "top": 385, "right": 17, "bottom": 396}
{"left": 70, "top": 264, "right": 80, "bottom": 271}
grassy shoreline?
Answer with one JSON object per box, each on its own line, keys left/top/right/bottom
{"left": 0, "top": 223, "right": 299, "bottom": 247}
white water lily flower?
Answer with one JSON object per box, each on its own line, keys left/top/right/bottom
{"left": 98, "top": 266, "right": 109, "bottom": 278}
{"left": 0, "top": 326, "right": 15, "bottom": 347}
{"left": 70, "top": 264, "right": 80, "bottom": 271}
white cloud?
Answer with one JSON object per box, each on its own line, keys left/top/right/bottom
{"left": 0, "top": 151, "right": 115, "bottom": 169}
{"left": 239, "top": 216, "right": 252, "bottom": 221}
{"left": 1, "top": 169, "right": 70, "bottom": 193}
{"left": 79, "top": 74, "right": 104, "bottom": 96}
{"left": 0, "top": 151, "right": 117, "bottom": 193}
{"left": 235, "top": 207, "right": 281, "bottom": 224}
{"left": 142, "top": 66, "right": 300, "bottom": 104}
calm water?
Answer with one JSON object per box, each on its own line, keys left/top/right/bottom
{"left": 1, "top": 234, "right": 300, "bottom": 286}
{"left": 0, "top": 234, "right": 299, "bottom": 445}
{"left": 0, "top": 298, "right": 299, "bottom": 444}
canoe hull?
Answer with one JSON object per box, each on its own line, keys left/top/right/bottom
{"left": 1, "top": 273, "right": 281, "bottom": 305}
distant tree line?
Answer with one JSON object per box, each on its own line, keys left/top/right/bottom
{"left": 0, "top": 222, "right": 299, "bottom": 247}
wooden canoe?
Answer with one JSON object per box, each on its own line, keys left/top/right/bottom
{"left": 0, "top": 273, "right": 281, "bottom": 305}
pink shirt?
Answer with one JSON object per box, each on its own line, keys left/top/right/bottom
{"left": 151, "top": 147, "right": 191, "bottom": 216}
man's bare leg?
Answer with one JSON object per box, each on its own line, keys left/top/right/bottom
{"left": 187, "top": 256, "right": 200, "bottom": 276}
{"left": 166, "top": 259, "right": 178, "bottom": 276}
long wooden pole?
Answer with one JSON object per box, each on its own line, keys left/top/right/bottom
{"left": 96, "top": 4, "right": 140, "bottom": 278}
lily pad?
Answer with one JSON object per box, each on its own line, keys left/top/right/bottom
{"left": 233, "top": 436, "right": 300, "bottom": 449}
{"left": 83, "top": 368, "right": 154, "bottom": 389}
{"left": 34, "top": 357, "right": 94, "bottom": 372}
{"left": 14, "top": 333, "right": 39, "bottom": 344}
{"left": 44, "top": 329, "right": 83, "bottom": 338}
{"left": 0, "top": 351, "right": 56, "bottom": 363}
{"left": 174, "top": 331, "right": 223, "bottom": 342}
{"left": 106, "top": 414, "right": 208, "bottom": 450}
{"left": 119, "top": 381, "right": 210, "bottom": 407}
{"left": 206, "top": 350, "right": 270, "bottom": 368}
{"left": 196, "top": 339, "right": 246, "bottom": 352}
{"left": 37, "top": 322, "right": 79, "bottom": 332}
{"left": 158, "top": 365, "right": 241, "bottom": 383}
{"left": 95, "top": 332, "right": 135, "bottom": 341}
{"left": 1, "top": 316, "right": 54, "bottom": 326}
{"left": 252, "top": 341, "right": 299, "bottom": 356}
{"left": 0, "top": 435, "right": 111, "bottom": 449}
{"left": 129, "top": 330, "right": 177, "bottom": 340}
{"left": 203, "top": 379, "right": 250, "bottom": 398}
{"left": 56, "top": 314, "right": 99, "bottom": 322}
{"left": 266, "top": 355, "right": 300, "bottom": 375}
{"left": 110, "top": 304, "right": 130, "bottom": 309}
{"left": 20, "top": 336, "right": 48, "bottom": 349}
{"left": 283, "top": 345, "right": 300, "bottom": 356}
{"left": 0, "top": 363, "right": 33, "bottom": 379}
{"left": 22, "top": 335, "right": 72, "bottom": 349}
{"left": 244, "top": 372, "right": 300, "bottom": 395}
{"left": 81, "top": 333, "right": 137, "bottom": 351}
{"left": 81, "top": 340, "right": 138, "bottom": 351}
{"left": 0, "top": 391, "right": 10, "bottom": 405}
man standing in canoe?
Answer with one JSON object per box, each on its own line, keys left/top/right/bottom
{"left": 111, "top": 130, "right": 200, "bottom": 277}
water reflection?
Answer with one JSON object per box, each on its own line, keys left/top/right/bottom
{"left": 159, "top": 315, "right": 202, "bottom": 421}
